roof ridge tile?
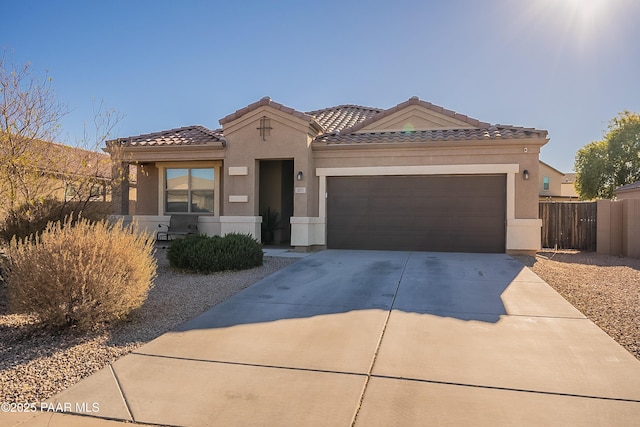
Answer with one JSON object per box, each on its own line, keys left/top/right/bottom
{"left": 219, "top": 97, "right": 314, "bottom": 125}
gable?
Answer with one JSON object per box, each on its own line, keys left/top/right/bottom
{"left": 221, "top": 105, "right": 313, "bottom": 137}
{"left": 219, "top": 97, "right": 322, "bottom": 137}
{"left": 357, "top": 105, "right": 478, "bottom": 133}
{"left": 539, "top": 161, "right": 565, "bottom": 179}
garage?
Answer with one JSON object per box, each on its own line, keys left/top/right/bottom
{"left": 327, "top": 175, "right": 506, "bottom": 253}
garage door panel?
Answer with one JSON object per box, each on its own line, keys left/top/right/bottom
{"left": 327, "top": 175, "right": 505, "bottom": 253}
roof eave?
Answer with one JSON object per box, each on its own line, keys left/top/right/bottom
{"left": 219, "top": 96, "right": 314, "bottom": 127}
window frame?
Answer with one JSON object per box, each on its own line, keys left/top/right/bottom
{"left": 159, "top": 162, "right": 221, "bottom": 216}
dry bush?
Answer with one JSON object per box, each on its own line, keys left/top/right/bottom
{"left": 3, "top": 217, "right": 156, "bottom": 330}
{"left": 0, "top": 198, "right": 111, "bottom": 242}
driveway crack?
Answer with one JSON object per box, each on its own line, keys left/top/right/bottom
{"left": 350, "top": 252, "right": 411, "bottom": 427}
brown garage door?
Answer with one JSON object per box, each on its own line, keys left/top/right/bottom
{"left": 327, "top": 175, "right": 506, "bottom": 253}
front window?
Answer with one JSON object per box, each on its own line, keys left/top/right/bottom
{"left": 165, "top": 168, "right": 214, "bottom": 213}
{"left": 543, "top": 176, "right": 550, "bottom": 191}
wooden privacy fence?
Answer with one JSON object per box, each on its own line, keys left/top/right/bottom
{"left": 539, "top": 202, "right": 597, "bottom": 251}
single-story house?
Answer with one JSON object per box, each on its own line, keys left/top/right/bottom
{"left": 0, "top": 135, "right": 113, "bottom": 211}
{"left": 106, "top": 96, "right": 548, "bottom": 255}
{"left": 615, "top": 180, "right": 640, "bottom": 200}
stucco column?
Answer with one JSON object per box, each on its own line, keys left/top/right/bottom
{"left": 111, "top": 161, "right": 130, "bottom": 215}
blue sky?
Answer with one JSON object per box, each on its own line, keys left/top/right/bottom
{"left": 3, "top": 0, "right": 640, "bottom": 172}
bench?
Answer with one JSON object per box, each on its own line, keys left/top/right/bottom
{"left": 157, "top": 215, "right": 199, "bottom": 241}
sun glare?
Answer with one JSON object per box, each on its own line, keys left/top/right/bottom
{"left": 564, "top": 0, "right": 609, "bottom": 26}
{"left": 526, "top": 0, "right": 624, "bottom": 53}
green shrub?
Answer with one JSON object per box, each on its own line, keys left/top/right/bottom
{"left": 0, "top": 198, "right": 109, "bottom": 242}
{"left": 3, "top": 217, "right": 156, "bottom": 330}
{"left": 167, "top": 233, "right": 263, "bottom": 273}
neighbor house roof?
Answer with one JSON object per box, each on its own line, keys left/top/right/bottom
{"left": 0, "top": 133, "right": 112, "bottom": 179}
{"left": 107, "top": 125, "right": 224, "bottom": 147}
{"left": 563, "top": 173, "right": 576, "bottom": 184}
{"left": 615, "top": 180, "right": 640, "bottom": 193}
{"left": 44, "top": 142, "right": 112, "bottom": 179}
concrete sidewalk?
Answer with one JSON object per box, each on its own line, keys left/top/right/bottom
{"left": 5, "top": 251, "right": 640, "bottom": 426}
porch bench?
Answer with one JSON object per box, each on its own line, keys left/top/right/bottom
{"left": 157, "top": 215, "right": 199, "bottom": 241}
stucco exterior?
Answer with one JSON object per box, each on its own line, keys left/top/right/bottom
{"left": 597, "top": 199, "right": 640, "bottom": 259}
{"left": 106, "top": 97, "right": 549, "bottom": 254}
{"left": 615, "top": 181, "right": 640, "bottom": 200}
{"left": 538, "top": 161, "right": 578, "bottom": 200}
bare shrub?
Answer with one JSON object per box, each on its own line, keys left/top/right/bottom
{"left": 0, "top": 198, "right": 110, "bottom": 242}
{"left": 3, "top": 217, "right": 156, "bottom": 330}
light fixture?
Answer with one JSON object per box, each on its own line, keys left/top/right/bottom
{"left": 296, "top": 171, "right": 303, "bottom": 181}
{"left": 523, "top": 169, "right": 530, "bottom": 180}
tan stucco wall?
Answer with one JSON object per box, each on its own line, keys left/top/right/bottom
{"left": 624, "top": 199, "right": 640, "bottom": 259}
{"left": 561, "top": 182, "right": 579, "bottom": 198}
{"left": 113, "top": 101, "right": 548, "bottom": 252}
{"left": 221, "top": 106, "right": 317, "bottom": 218}
{"left": 313, "top": 140, "right": 544, "bottom": 220}
{"left": 597, "top": 199, "right": 640, "bottom": 259}
{"left": 617, "top": 189, "right": 640, "bottom": 200}
{"left": 135, "top": 163, "right": 159, "bottom": 215}
{"left": 538, "top": 162, "right": 563, "bottom": 198}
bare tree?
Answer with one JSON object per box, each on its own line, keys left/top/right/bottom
{"left": 0, "top": 52, "right": 122, "bottom": 230}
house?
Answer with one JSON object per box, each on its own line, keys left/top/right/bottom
{"left": 538, "top": 161, "right": 578, "bottom": 201}
{"left": 561, "top": 173, "right": 579, "bottom": 199}
{"left": 44, "top": 142, "right": 113, "bottom": 203}
{"left": 615, "top": 181, "right": 640, "bottom": 200}
{"left": 0, "top": 136, "right": 114, "bottom": 216}
{"left": 106, "top": 96, "right": 549, "bottom": 255}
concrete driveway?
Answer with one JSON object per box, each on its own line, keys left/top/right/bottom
{"left": 7, "top": 250, "right": 640, "bottom": 426}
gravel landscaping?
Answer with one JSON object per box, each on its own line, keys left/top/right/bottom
{"left": 0, "top": 248, "right": 297, "bottom": 403}
{"left": 514, "top": 250, "right": 640, "bottom": 361}
{"left": 1, "top": 248, "right": 639, "bottom": 405}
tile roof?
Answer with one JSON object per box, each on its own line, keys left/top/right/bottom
{"left": 306, "top": 105, "right": 382, "bottom": 133}
{"left": 219, "top": 96, "right": 314, "bottom": 126}
{"left": 108, "top": 97, "right": 548, "bottom": 149}
{"left": 315, "top": 126, "right": 548, "bottom": 145}
{"left": 342, "top": 96, "right": 491, "bottom": 134}
{"left": 107, "top": 125, "right": 224, "bottom": 147}
{"left": 311, "top": 97, "right": 547, "bottom": 145}
{"left": 615, "top": 180, "right": 640, "bottom": 193}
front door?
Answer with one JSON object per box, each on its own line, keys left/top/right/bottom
{"left": 258, "top": 159, "right": 294, "bottom": 245}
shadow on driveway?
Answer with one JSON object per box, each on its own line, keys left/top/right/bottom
{"left": 174, "top": 250, "right": 527, "bottom": 332}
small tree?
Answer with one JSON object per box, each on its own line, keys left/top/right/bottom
{"left": 0, "top": 52, "right": 124, "bottom": 231}
{"left": 574, "top": 111, "right": 640, "bottom": 200}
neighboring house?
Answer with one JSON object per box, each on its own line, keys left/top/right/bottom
{"left": 0, "top": 136, "right": 114, "bottom": 209}
{"left": 106, "top": 96, "right": 549, "bottom": 255}
{"left": 561, "top": 173, "right": 579, "bottom": 199}
{"left": 538, "top": 161, "right": 578, "bottom": 201}
{"left": 45, "top": 142, "right": 113, "bottom": 202}
{"left": 615, "top": 181, "right": 640, "bottom": 200}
